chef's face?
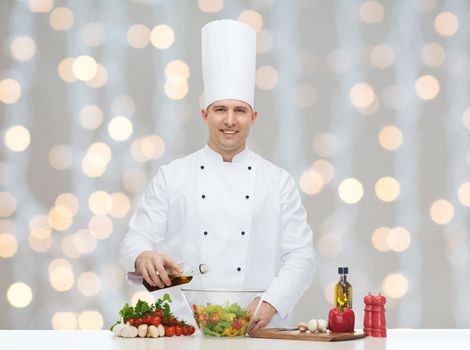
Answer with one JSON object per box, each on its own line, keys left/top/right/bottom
{"left": 202, "top": 99, "right": 257, "bottom": 160}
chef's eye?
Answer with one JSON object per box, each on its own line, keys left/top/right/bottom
{"left": 214, "top": 107, "right": 225, "bottom": 112}
{"left": 235, "top": 108, "right": 246, "bottom": 113}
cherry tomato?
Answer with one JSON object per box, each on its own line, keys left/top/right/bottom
{"left": 182, "top": 326, "right": 188, "bottom": 336}
{"left": 153, "top": 310, "right": 163, "bottom": 317}
{"left": 174, "top": 326, "right": 182, "bottom": 336}
{"left": 134, "top": 318, "right": 142, "bottom": 326}
{"left": 165, "top": 326, "right": 175, "bottom": 337}
{"left": 127, "top": 318, "right": 135, "bottom": 326}
{"left": 144, "top": 314, "right": 152, "bottom": 324}
{"left": 150, "top": 316, "right": 161, "bottom": 326}
{"left": 188, "top": 326, "right": 195, "bottom": 335}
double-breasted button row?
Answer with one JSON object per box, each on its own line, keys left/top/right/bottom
{"left": 202, "top": 231, "right": 246, "bottom": 236}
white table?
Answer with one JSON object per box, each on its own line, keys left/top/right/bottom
{"left": 1, "top": 329, "right": 469, "bottom": 350}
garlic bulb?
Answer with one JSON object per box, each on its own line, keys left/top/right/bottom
{"left": 120, "top": 323, "right": 138, "bottom": 338}
{"left": 137, "top": 324, "right": 148, "bottom": 338}
{"left": 148, "top": 325, "right": 159, "bottom": 338}
{"left": 112, "top": 323, "right": 125, "bottom": 337}
{"left": 318, "top": 319, "right": 328, "bottom": 332}
{"left": 157, "top": 324, "right": 165, "bottom": 337}
{"left": 307, "top": 319, "right": 318, "bottom": 332}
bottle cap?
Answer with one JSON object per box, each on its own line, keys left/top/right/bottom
{"left": 199, "top": 264, "right": 209, "bottom": 274}
{"left": 338, "top": 267, "right": 344, "bottom": 274}
{"left": 343, "top": 267, "right": 349, "bottom": 274}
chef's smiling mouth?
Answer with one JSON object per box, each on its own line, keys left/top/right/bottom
{"left": 220, "top": 130, "right": 239, "bottom": 134}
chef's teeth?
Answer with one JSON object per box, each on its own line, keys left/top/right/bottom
{"left": 223, "top": 131, "right": 236, "bottom": 134}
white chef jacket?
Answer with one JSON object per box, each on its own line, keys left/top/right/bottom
{"left": 119, "top": 145, "right": 315, "bottom": 327}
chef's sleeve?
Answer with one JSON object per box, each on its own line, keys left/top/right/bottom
{"left": 263, "top": 171, "right": 316, "bottom": 318}
{"left": 119, "top": 167, "right": 169, "bottom": 273}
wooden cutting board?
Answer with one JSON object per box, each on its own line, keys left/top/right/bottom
{"left": 249, "top": 328, "right": 366, "bottom": 342}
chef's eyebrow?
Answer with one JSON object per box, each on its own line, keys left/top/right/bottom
{"left": 211, "top": 104, "right": 249, "bottom": 111}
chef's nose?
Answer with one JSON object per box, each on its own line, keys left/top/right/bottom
{"left": 225, "top": 109, "right": 235, "bottom": 127}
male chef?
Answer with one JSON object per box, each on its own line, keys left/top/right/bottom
{"left": 119, "top": 19, "right": 315, "bottom": 330}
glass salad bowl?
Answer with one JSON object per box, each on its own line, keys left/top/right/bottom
{"left": 181, "top": 289, "right": 265, "bottom": 337}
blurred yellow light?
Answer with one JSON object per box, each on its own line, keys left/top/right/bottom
{"left": 81, "top": 142, "right": 111, "bottom": 178}
{"left": 430, "top": 199, "right": 454, "bottom": 225}
{"left": 4, "top": 125, "right": 30, "bottom": 152}
{"left": 415, "top": 75, "right": 440, "bottom": 100}
{"left": 48, "top": 144, "right": 72, "bottom": 170}
{"left": 88, "top": 191, "right": 112, "bottom": 216}
{"left": 79, "top": 105, "right": 103, "bottom": 130}
{"left": 142, "top": 135, "right": 166, "bottom": 160}
{"left": 107, "top": 116, "right": 133, "bottom": 141}
{"left": 61, "top": 234, "right": 81, "bottom": 258}
{"left": 28, "top": 234, "right": 52, "bottom": 253}
{"left": 0, "top": 192, "right": 16, "bottom": 217}
{"left": 85, "top": 64, "right": 107, "bottom": 88}
{"left": 311, "top": 159, "right": 335, "bottom": 184}
{"left": 28, "top": 0, "right": 54, "bottom": 13}
{"left": 324, "top": 281, "right": 336, "bottom": 305}
{"left": 360, "top": 0, "right": 384, "bottom": 23}
{"left": 131, "top": 291, "right": 154, "bottom": 306}
{"left": 256, "top": 29, "right": 272, "bottom": 53}
{"left": 238, "top": 10, "right": 263, "bottom": 32}
{"left": 338, "top": 178, "right": 364, "bottom": 204}
{"left": 48, "top": 205, "right": 73, "bottom": 231}
{"left": 49, "top": 265, "right": 75, "bottom": 292}
{"left": 378, "top": 125, "right": 403, "bottom": 151}
{"left": 77, "top": 272, "right": 101, "bottom": 296}
{"left": 48, "top": 258, "right": 72, "bottom": 272}
{"left": 255, "top": 65, "right": 278, "bottom": 90}
{"left": 110, "top": 193, "right": 131, "bottom": 218}
{"left": 57, "top": 57, "right": 76, "bottom": 82}
{"left": 49, "top": 7, "right": 74, "bottom": 31}
{"left": 73, "top": 229, "right": 97, "bottom": 254}
{"left": 88, "top": 215, "right": 113, "bottom": 240}
{"left": 313, "top": 132, "right": 337, "bottom": 157}
{"left": 55, "top": 193, "right": 79, "bottom": 216}
{"left": 52, "top": 312, "right": 77, "bottom": 330}
{"left": 375, "top": 176, "right": 400, "bottom": 202}
{"left": 164, "top": 76, "right": 189, "bottom": 100}
{"left": 0, "top": 233, "right": 17, "bottom": 258}
{"left": 422, "top": 43, "right": 445, "bottom": 67}
{"left": 29, "top": 214, "right": 52, "bottom": 238}
{"left": 72, "top": 55, "right": 98, "bottom": 81}
{"left": 317, "top": 233, "right": 342, "bottom": 257}
{"left": 10, "top": 36, "right": 36, "bottom": 61}
{"left": 127, "top": 24, "right": 150, "bottom": 48}
{"left": 434, "top": 11, "right": 459, "bottom": 37}
{"left": 81, "top": 22, "right": 105, "bottom": 48}
{"left": 382, "top": 273, "right": 408, "bottom": 298}
{"left": 295, "top": 83, "right": 317, "bottom": 108}
{"left": 387, "top": 227, "right": 411, "bottom": 252}
{"left": 0, "top": 79, "right": 22, "bottom": 104}
{"left": 150, "top": 24, "right": 175, "bottom": 49}
{"left": 457, "top": 182, "right": 470, "bottom": 206}
{"left": 123, "top": 169, "right": 147, "bottom": 193}
{"left": 198, "top": 0, "right": 223, "bottom": 12}
{"left": 349, "top": 82, "right": 375, "bottom": 109}
{"left": 299, "top": 169, "right": 324, "bottom": 195}
{"left": 165, "top": 60, "right": 190, "bottom": 80}
{"left": 463, "top": 107, "right": 470, "bottom": 131}
{"left": 369, "top": 44, "right": 394, "bottom": 69}
{"left": 78, "top": 311, "right": 104, "bottom": 330}
{"left": 7, "top": 282, "right": 33, "bottom": 308}
{"left": 372, "top": 226, "right": 391, "bottom": 252}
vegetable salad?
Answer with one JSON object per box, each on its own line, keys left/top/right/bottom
{"left": 192, "top": 302, "right": 251, "bottom": 337}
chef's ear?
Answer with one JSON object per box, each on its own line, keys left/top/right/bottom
{"left": 201, "top": 108, "right": 208, "bottom": 122}
{"left": 251, "top": 110, "right": 258, "bottom": 123}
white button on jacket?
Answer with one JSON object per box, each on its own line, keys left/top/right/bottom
{"left": 119, "top": 145, "right": 316, "bottom": 327}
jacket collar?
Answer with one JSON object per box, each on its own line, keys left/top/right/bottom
{"left": 203, "top": 144, "right": 250, "bottom": 164}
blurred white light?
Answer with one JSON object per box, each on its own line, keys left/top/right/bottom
{"left": 72, "top": 55, "right": 98, "bottom": 81}
{"left": 88, "top": 191, "right": 112, "bottom": 216}
{"left": 165, "top": 60, "right": 190, "bottom": 80}
{"left": 375, "top": 176, "right": 400, "bottom": 202}
{"left": 77, "top": 272, "right": 101, "bottom": 296}
{"left": 10, "top": 36, "right": 36, "bottom": 61}
{"left": 360, "top": 0, "right": 384, "bottom": 24}
{"left": 415, "top": 75, "right": 440, "bottom": 100}
{"left": 49, "top": 7, "right": 74, "bottom": 31}
{"left": 88, "top": 215, "right": 113, "bottom": 240}
{"left": 107, "top": 116, "right": 133, "bottom": 141}
{"left": 338, "top": 178, "right": 364, "bottom": 204}
{"left": 127, "top": 24, "right": 150, "bottom": 49}
{"left": 4, "top": 125, "right": 30, "bottom": 152}
{"left": 52, "top": 312, "right": 77, "bottom": 330}
{"left": 7, "top": 282, "right": 33, "bottom": 308}
{"left": 28, "top": 0, "right": 54, "bottom": 13}
{"left": 79, "top": 105, "right": 104, "bottom": 130}
{"left": 350, "top": 83, "right": 375, "bottom": 109}
{"left": 238, "top": 10, "right": 263, "bottom": 32}
{"left": 378, "top": 125, "right": 403, "bottom": 151}
{"left": 164, "top": 76, "right": 189, "bottom": 100}
{"left": 369, "top": 44, "right": 394, "bottom": 69}
{"left": 299, "top": 169, "right": 324, "bottom": 195}
{"left": 0, "top": 79, "right": 22, "bottom": 104}
{"left": 57, "top": 57, "right": 76, "bottom": 82}
{"left": 48, "top": 145, "right": 72, "bottom": 170}
{"left": 256, "top": 65, "right": 278, "bottom": 90}
{"left": 382, "top": 273, "right": 408, "bottom": 298}
{"left": 430, "top": 199, "right": 454, "bottom": 225}
{"left": 198, "top": 0, "right": 223, "bottom": 12}
{"left": 0, "top": 233, "right": 18, "bottom": 258}
{"left": 434, "top": 11, "right": 459, "bottom": 37}
{"left": 0, "top": 192, "right": 16, "bottom": 217}
{"left": 150, "top": 25, "right": 175, "bottom": 49}
{"left": 78, "top": 311, "right": 103, "bottom": 330}
{"left": 457, "top": 182, "right": 470, "bottom": 207}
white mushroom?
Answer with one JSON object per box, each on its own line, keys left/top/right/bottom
{"left": 157, "top": 324, "right": 165, "bottom": 337}
{"left": 148, "top": 325, "right": 159, "bottom": 338}
{"left": 137, "top": 324, "right": 148, "bottom": 338}
{"left": 307, "top": 319, "right": 318, "bottom": 333}
{"left": 120, "top": 323, "right": 138, "bottom": 338}
{"left": 318, "top": 319, "right": 328, "bottom": 332}
{"left": 297, "top": 322, "right": 308, "bottom": 332}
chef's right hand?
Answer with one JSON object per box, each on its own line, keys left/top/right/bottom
{"left": 134, "top": 251, "right": 182, "bottom": 288}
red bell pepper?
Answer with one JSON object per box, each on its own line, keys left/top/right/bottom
{"left": 328, "top": 305, "right": 355, "bottom": 333}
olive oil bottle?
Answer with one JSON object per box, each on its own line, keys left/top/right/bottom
{"left": 334, "top": 266, "right": 353, "bottom": 308}
{"left": 143, "top": 263, "right": 208, "bottom": 292}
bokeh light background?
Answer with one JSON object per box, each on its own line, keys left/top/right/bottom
{"left": 1, "top": 0, "right": 470, "bottom": 329}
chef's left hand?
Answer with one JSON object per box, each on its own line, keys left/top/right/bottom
{"left": 247, "top": 300, "right": 277, "bottom": 332}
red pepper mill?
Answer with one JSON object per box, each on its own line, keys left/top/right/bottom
{"left": 363, "top": 292, "right": 374, "bottom": 336}
{"left": 371, "top": 293, "right": 387, "bottom": 337}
